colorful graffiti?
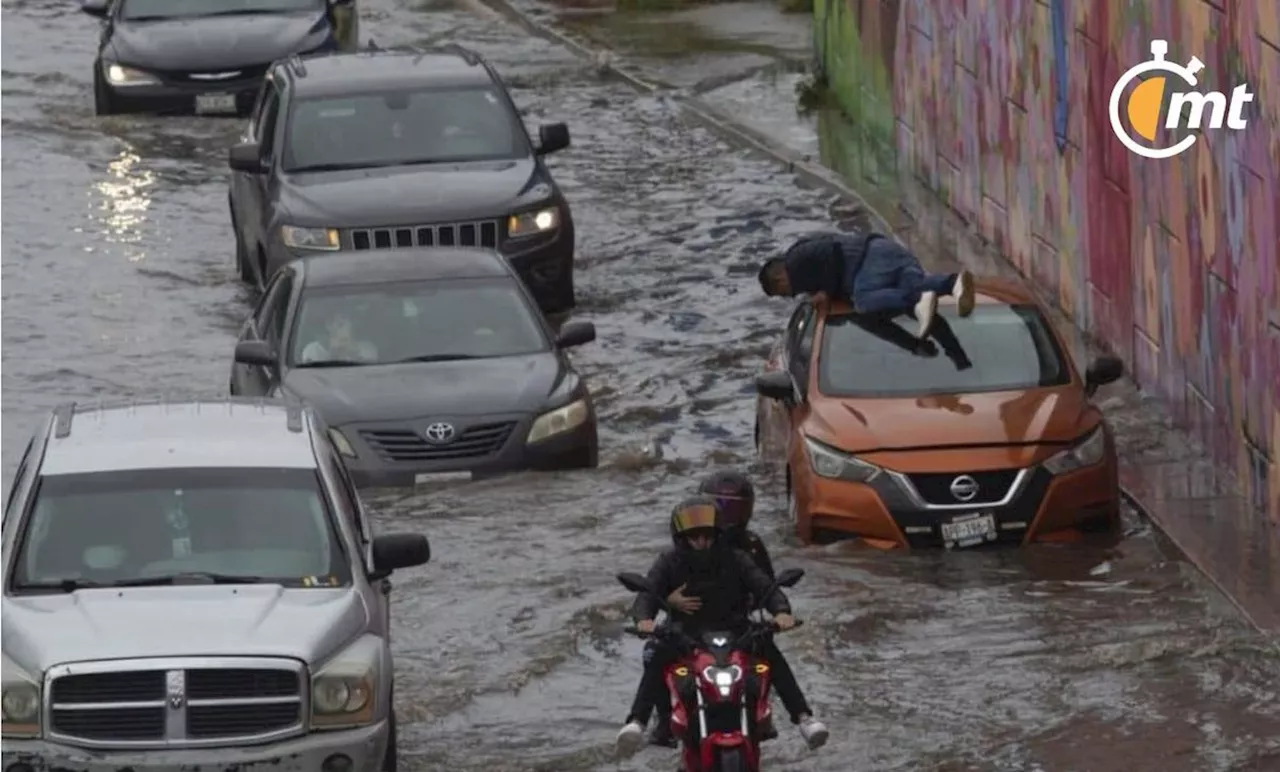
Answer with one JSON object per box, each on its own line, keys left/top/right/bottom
{"left": 815, "top": 0, "right": 1279, "bottom": 521}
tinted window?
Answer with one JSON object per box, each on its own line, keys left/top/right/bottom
{"left": 283, "top": 87, "right": 527, "bottom": 172}
{"left": 289, "top": 280, "right": 547, "bottom": 366}
{"left": 817, "top": 305, "right": 1070, "bottom": 397}
{"left": 122, "top": 0, "right": 319, "bottom": 20}
{"left": 10, "top": 467, "right": 350, "bottom": 590}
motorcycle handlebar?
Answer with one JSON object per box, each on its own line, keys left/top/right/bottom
{"left": 623, "top": 619, "right": 804, "bottom": 640}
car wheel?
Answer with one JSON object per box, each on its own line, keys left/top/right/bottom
{"left": 229, "top": 201, "right": 252, "bottom": 282}
{"left": 93, "top": 69, "right": 119, "bottom": 116}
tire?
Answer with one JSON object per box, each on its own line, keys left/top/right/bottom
{"left": 93, "top": 69, "right": 119, "bottom": 116}
{"left": 716, "top": 746, "right": 748, "bottom": 772}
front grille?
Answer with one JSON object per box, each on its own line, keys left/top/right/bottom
{"left": 159, "top": 63, "right": 270, "bottom": 84}
{"left": 360, "top": 421, "right": 515, "bottom": 462}
{"left": 47, "top": 659, "right": 303, "bottom": 748}
{"left": 348, "top": 219, "right": 500, "bottom": 250}
{"left": 907, "top": 469, "right": 1022, "bottom": 506}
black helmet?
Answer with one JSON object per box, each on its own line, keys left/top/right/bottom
{"left": 697, "top": 471, "right": 755, "bottom": 532}
{"left": 669, "top": 495, "right": 723, "bottom": 547}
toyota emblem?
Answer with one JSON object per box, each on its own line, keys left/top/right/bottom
{"left": 949, "top": 475, "right": 979, "bottom": 502}
{"left": 422, "top": 422, "right": 456, "bottom": 444}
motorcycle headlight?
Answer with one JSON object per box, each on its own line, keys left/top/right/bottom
{"left": 526, "top": 398, "right": 589, "bottom": 444}
{"left": 803, "top": 436, "right": 882, "bottom": 483}
{"left": 281, "top": 225, "right": 340, "bottom": 250}
{"left": 1042, "top": 426, "right": 1107, "bottom": 475}
{"left": 104, "top": 62, "right": 158, "bottom": 86}
{"left": 507, "top": 207, "right": 559, "bottom": 238}
{"left": 700, "top": 665, "right": 743, "bottom": 698}
{"left": 328, "top": 428, "right": 356, "bottom": 458}
{"left": 311, "top": 635, "right": 383, "bottom": 730}
{"left": 2, "top": 654, "right": 41, "bottom": 738}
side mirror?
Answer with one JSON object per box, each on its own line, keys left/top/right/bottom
{"left": 1084, "top": 355, "right": 1124, "bottom": 396}
{"left": 555, "top": 320, "right": 596, "bottom": 348}
{"left": 369, "top": 533, "right": 430, "bottom": 578}
{"left": 754, "top": 371, "right": 794, "bottom": 402}
{"left": 536, "top": 122, "right": 570, "bottom": 156}
{"left": 774, "top": 567, "right": 805, "bottom": 588}
{"left": 616, "top": 571, "right": 655, "bottom": 596}
{"left": 80, "top": 0, "right": 109, "bottom": 17}
{"left": 234, "top": 340, "right": 277, "bottom": 367}
{"left": 228, "top": 142, "right": 265, "bottom": 173}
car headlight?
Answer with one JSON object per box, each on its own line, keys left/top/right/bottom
{"left": 1042, "top": 425, "right": 1107, "bottom": 475}
{"left": 507, "top": 207, "right": 559, "bottom": 238}
{"left": 328, "top": 428, "right": 356, "bottom": 457}
{"left": 803, "top": 436, "right": 882, "bottom": 483}
{"left": 104, "top": 63, "right": 158, "bottom": 86}
{"left": 2, "top": 654, "right": 41, "bottom": 739}
{"left": 311, "top": 635, "right": 383, "bottom": 730}
{"left": 281, "top": 225, "right": 340, "bottom": 250}
{"left": 700, "top": 665, "right": 743, "bottom": 698}
{"left": 526, "top": 399, "right": 589, "bottom": 444}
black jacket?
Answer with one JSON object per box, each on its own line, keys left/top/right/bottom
{"left": 782, "top": 231, "right": 886, "bottom": 298}
{"left": 726, "top": 528, "right": 775, "bottom": 580}
{"left": 630, "top": 546, "right": 790, "bottom": 632}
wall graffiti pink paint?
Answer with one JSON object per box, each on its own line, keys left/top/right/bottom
{"left": 826, "top": 0, "right": 1279, "bottom": 520}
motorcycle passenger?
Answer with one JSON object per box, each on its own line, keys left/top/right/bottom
{"left": 616, "top": 496, "right": 829, "bottom": 758}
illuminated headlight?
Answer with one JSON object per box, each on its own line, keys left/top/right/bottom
{"left": 1042, "top": 426, "right": 1107, "bottom": 475}
{"left": 311, "top": 635, "right": 381, "bottom": 730}
{"left": 104, "top": 63, "right": 158, "bottom": 86}
{"left": 281, "top": 225, "right": 340, "bottom": 250}
{"left": 1, "top": 654, "right": 41, "bottom": 739}
{"left": 526, "top": 398, "right": 589, "bottom": 444}
{"left": 507, "top": 207, "right": 559, "bottom": 238}
{"left": 329, "top": 428, "right": 356, "bottom": 457}
{"left": 700, "top": 665, "right": 743, "bottom": 698}
{"left": 803, "top": 436, "right": 882, "bottom": 483}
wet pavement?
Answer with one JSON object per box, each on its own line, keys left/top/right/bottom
{"left": 3, "top": 0, "right": 1279, "bottom": 769}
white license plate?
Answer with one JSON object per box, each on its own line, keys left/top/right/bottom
{"left": 940, "top": 513, "right": 997, "bottom": 547}
{"left": 195, "top": 93, "right": 237, "bottom": 114}
{"left": 414, "top": 471, "right": 473, "bottom": 485}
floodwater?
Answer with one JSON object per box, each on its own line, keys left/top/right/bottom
{"left": 2, "top": 0, "right": 1278, "bottom": 769}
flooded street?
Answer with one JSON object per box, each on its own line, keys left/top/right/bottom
{"left": 2, "top": 0, "right": 1278, "bottom": 769}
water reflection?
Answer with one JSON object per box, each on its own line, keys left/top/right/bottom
{"left": 91, "top": 147, "right": 154, "bottom": 254}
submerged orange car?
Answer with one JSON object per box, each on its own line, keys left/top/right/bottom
{"left": 753, "top": 278, "right": 1125, "bottom": 549}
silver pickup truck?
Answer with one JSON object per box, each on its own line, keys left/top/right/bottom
{"left": 2, "top": 398, "right": 430, "bottom": 772}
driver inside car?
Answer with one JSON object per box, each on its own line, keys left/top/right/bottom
{"left": 615, "top": 496, "right": 829, "bottom": 758}
{"left": 299, "top": 312, "right": 379, "bottom": 365}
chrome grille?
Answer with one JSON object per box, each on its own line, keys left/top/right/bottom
{"left": 160, "top": 63, "right": 270, "bottom": 83}
{"left": 348, "top": 219, "right": 500, "bottom": 250}
{"left": 360, "top": 421, "right": 515, "bottom": 462}
{"left": 46, "top": 657, "right": 305, "bottom": 749}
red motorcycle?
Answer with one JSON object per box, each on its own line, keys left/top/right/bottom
{"left": 618, "top": 567, "right": 806, "bottom": 772}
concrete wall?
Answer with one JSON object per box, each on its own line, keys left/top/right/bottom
{"left": 814, "top": 0, "right": 1279, "bottom": 520}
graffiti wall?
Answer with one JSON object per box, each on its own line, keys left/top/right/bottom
{"left": 814, "top": 0, "right": 1279, "bottom": 520}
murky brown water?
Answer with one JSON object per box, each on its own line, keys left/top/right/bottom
{"left": 2, "top": 0, "right": 1278, "bottom": 769}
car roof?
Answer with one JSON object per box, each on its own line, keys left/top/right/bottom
{"left": 823, "top": 276, "right": 1036, "bottom": 316}
{"left": 285, "top": 49, "right": 495, "bottom": 99}
{"left": 297, "top": 247, "right": 514, "bottom": 288}
{"left": 38, "top": 399, "right": 319, "bottom": 476}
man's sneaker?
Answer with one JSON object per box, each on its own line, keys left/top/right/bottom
{"left": 648, "top": 719, "right": 677, "bottom": 748}
{"left": 914, "top": 291, "right": 939, "bottom": 338}
{"left": 616, "top": 721, "right": 645, "bottom": 757}
{"left": 798, "top": 716, "right": 829, "bottom": 750}
{"left": 952, "top": 270, "right": 976, "bottom": 316}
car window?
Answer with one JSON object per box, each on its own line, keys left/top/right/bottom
{"left": 258, "top": 85, "right": 283, "bottom": 159}
{"left": 288, "top": 279, "right": 548, "bottom": 367}
{"left": 255, "top": 272, "right": 294, "bottom": 346}
{"left": 319, "top": 446, "right": 369, "bottom": 546}
{"left": 119, "top": 0, "right": 320, "bottom": 21}
{"left": 248, "top": 77, "right": 274, "bottom": 139}
{"left": 817, "top": 304, "right": 1071, "bottom": 397}
{"left": 792, "top": 306, "right": 818, "bottom": 381}
{"left": 282, "top": 86, "right": 528, "bottom": 172}
{"left": 10, "top": 467, "right": 351, "bottom": 589}
{"left": 3, "top": 439, "right": 36, "bottom": 524}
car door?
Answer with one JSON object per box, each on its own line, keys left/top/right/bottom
{"left": 232, "top": 270, "right": 294, "bottom": 396}
{"left": 760, "top": 302, "right": 816, "bottom": 460}
{"left": 230, "top": 82, "right": 271, "bottom": 252}
{"left": 239, "top": 79, "right": 283, "bottom": 272}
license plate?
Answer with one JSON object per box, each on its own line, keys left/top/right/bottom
{"left": 940, "top": 513, "right": 997, "bottom": 548}
{"left": 414, "top": 471, "right": 473, "bottom": 485}
{"left": 195, "top": 93, "right": 237, "bottom": 114}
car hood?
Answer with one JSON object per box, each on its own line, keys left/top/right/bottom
{"left": 2, "top": 586, "right": 366, "bottom": 672}
{"left": 807, "top": 387, "right": 1090, "bottom": 453}
{"left": 111, "top": 12, "right": 328, "bottom": 72}
{"left": 283, "top": 354, "right": 563, "bottom": 424}
{"left": 281, "top": 159, "right": 545, "bottom": 227}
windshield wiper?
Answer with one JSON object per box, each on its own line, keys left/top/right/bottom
{"left": 12, "top": 573, "right": 268, "bottom": 592}
{"left": 288, "top": 162, "right": 385, "bottom": 173}
{"left": 294, "top": 358, "right": 369, "bottom": 368}
{"left": 391, "top": 353, "right": 481, "bottom": 363}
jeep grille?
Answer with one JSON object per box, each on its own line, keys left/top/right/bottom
{"left": 347, "top": 219, "right": 500, "bottom": 250}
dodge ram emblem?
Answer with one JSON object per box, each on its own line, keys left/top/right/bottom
{"left": 166, "top": 670, "right": 185, "bottom": 709}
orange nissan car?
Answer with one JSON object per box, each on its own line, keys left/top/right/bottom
{"left": 753, "top": 278, "right": 1125, "bottom": 549}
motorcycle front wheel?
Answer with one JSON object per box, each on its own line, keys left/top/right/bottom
{"left": 715, "top": 746, "right": 749, "bottom": 772}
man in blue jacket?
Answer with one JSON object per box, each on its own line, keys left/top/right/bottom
{"left": 757, "top": 231, "right": 975, "bottom": 338}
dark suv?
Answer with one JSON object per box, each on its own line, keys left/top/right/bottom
{"left": 226, "top": 45, "right": 576, "bottom": 314}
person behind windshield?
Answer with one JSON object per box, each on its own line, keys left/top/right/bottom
{"left": 299, "top": 312, "right": 378, "bottom": 364}
{"left": 615, "top": 496, "right": 828, "bottom": 758}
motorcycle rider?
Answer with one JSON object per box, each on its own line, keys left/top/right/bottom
{"left": 616, "top": 495, "right": 829, "bottom": 758}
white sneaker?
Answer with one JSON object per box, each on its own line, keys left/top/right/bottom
{"left": 616, "top": 720, "right": 644, "bottom": 758}
{"left": 952, "top": 270, "right": 975, "bottom": 316}
{"left": 799, "top": 716, "right": 829, "bottom": 749}
{"left": 914, "top": 291, "right": 938, "bottom": 338}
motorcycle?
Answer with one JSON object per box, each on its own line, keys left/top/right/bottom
{"left": 617, "top": 567, "right": 806, "bottom": 772}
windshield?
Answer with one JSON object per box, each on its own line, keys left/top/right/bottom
{"left": 283, "top": 87, "right": 528, "bottom": 172}
{"left": 817, "top": 305, "right": 1071, "bottom": 397}
{"left": 289, "top": 280, "right": 548, "bottom": 367}
{"left": 9, "top": 467, "right": 350, "bottom": 591}
{"left": 121, "top": 0, "right": 319, "bottom": 20}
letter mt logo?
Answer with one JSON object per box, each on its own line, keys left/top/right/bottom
{"left": 1108, "top": 40, "right": 1254, "bottom": 159}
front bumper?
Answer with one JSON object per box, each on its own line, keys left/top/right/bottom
{"left": 796, "top": 459, "right": 1119, "bottom": 548}
{"left": 334, "top": 409, "right": 598, "bottom": 488}
{"left": 2, "top": 720, "right": 388, "bottom": 772}
{"left": 99, "top": 73, "right": 264, "bottom": 116}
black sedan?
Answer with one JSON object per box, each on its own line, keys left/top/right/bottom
{"left": 81, "top": 0, "right": 358, "bottom": 116}
{"left": 228, "top": 247, "right": 599, "bottom": 487}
